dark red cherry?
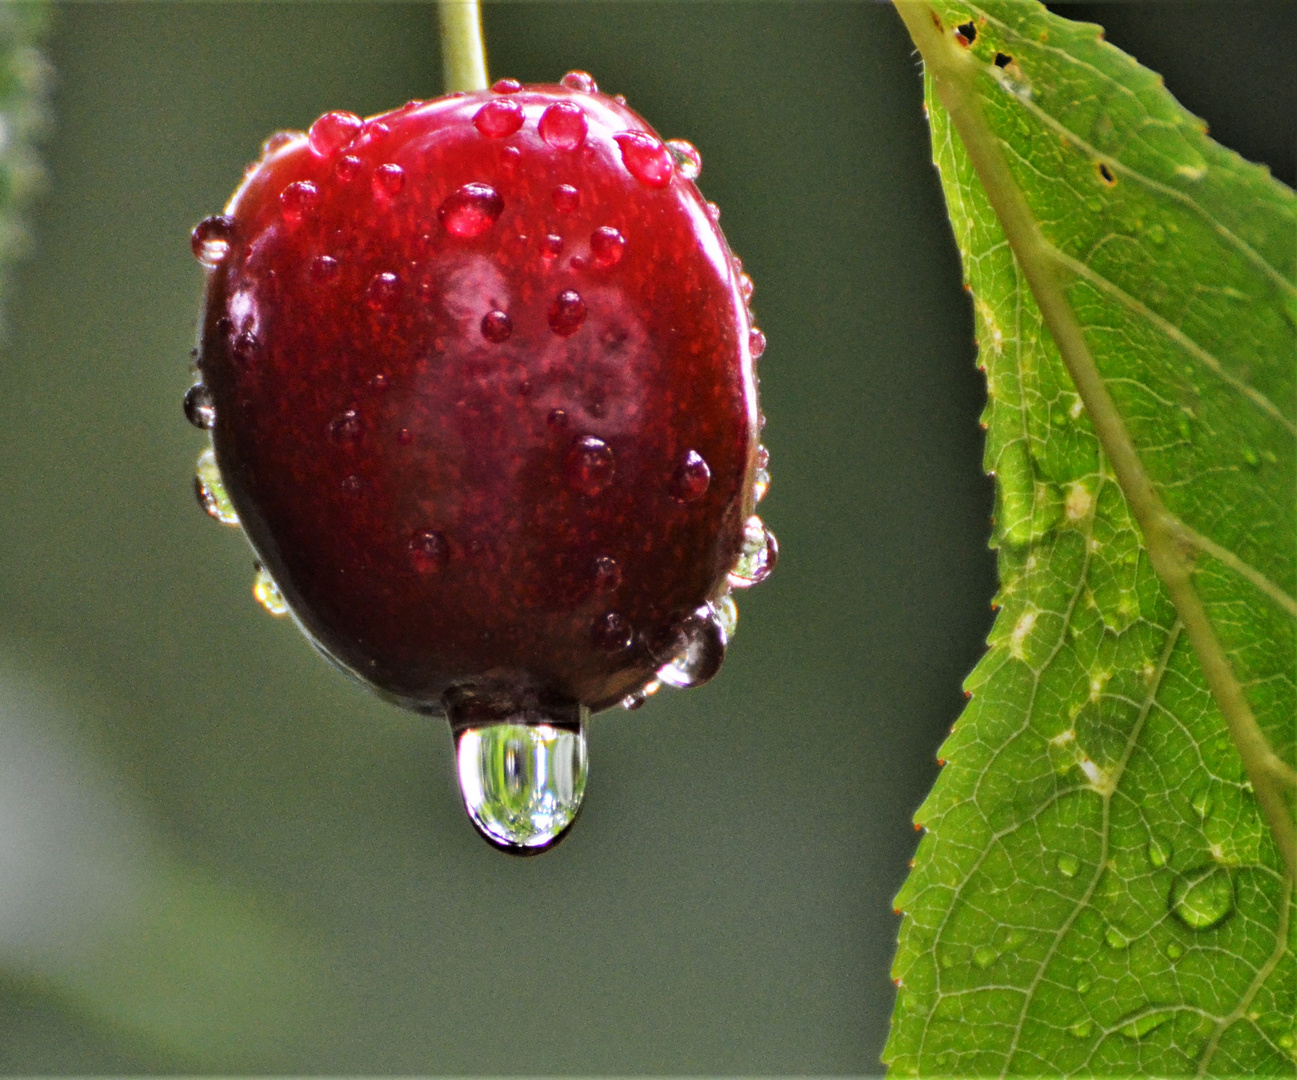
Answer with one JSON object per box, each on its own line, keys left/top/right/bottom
{"left": 189, "top": 77, "right": 773, "bottom": 850}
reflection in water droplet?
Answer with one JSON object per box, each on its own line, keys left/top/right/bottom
{"left": 972, "top": 945, "right": 997, "bottom": 969}
{"left": 456, "top": 721, "right": 587, "bottom": 854}
{"left": 665, "top": 138, "right": 702, "bottom": 180}
{"left": 552, "top": 184, "right": 581, "bottom": 214}
{"left": 253, "top": 563, "right": 289, "bottom": 616}
{"left": 561, "top": 70, "right": 598, "bottom": 94}
{"left": 308, "top": 110, "right": 363, "bottom": 157}
{"left": 438, "top": 183, "right": 504, "bottom": 238}
{"left": 481, "top": 309, "right": 513, "bottom": 343}
{"left": 1118, "top": 1009, "right": 1173, "bottom": 1040}
{"left": 592, "top": 611, "right": 633, "bottom": 653}
{"left": 372, "top": 162, "right": 405, "bottom": 200}
{"left": 408, "top": 529, "right": 448, "bottom": 574}
{"left": 549, "top": 289, "right": 587, "bottom": 336}
{"left": 1170, "top": 865, "right": 1234, "bottom": 931}
{"left": 473, "top": 98, "right": 524, "bottom": 139}
{"left": 1148, "top": 834, "right": 1172, "bottom": 869}
{"left": 191, "top": 215, "right": 235, "bottom": 268}
{"left": 670, "top": 449, "right": 711, "bottom": 503}
{"left": 1057, "top": 852, "right": 1080, "bottom": 878}
{"left": 1068, "top": 1019, "right": 1093, "bottom": 1039}
{"left": 589, "top": 226, "right": 626, "bottom": 268}
{"left": 728, "top": 515, "right": 778, "bottom": 588}
{"left": 614, "top": 131, "right": 674, "bottom": 188}
{"left": 655, "top": 604, "right": 728, "bottom": 689}
{"left": 1105, "top": 925, "right": 1129, "bottom": 950}
{"left": 280, "top": 180, "right": 319, "bottom": 225}
{"left": 539, "top": 101, "right": 588, "bottom": 150}
{"left": 715, "top": 594, "right": 738, "bottom": 639}
{"left": 194, "top": 447, "right": 239, "bottom": 525}
{"left": 183, "top": 383, "right": 216, "bottom": 429}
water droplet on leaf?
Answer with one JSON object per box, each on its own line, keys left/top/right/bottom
{"left": 1147, "top": 834, "right": 1172, "bottom": 869}
{"left": 973, "top": 945, "right": 997, "bottom": 969}
{"left": 1170, "top": 865, "right": 1234, "bottom": 931}
{"left": 1057, "top": 852, "right": 1080, "bottom": 878}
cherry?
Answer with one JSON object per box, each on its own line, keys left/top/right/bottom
{"left": 188, "top": 74, "right": 774, "bottom": 852}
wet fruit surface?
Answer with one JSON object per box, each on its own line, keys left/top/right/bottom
{"left": 193, "top": 79, "right": 766, "bottom": 727}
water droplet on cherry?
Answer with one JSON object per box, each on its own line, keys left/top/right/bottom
{"left": 542, "top": 233, "right": 564, "bottom": 261}
{"left": 491, "top": 77, "right": 522, "bottom": 94}
{"left": 310, "top": 254, "right": 340, "bottom": 283}
{"left": 589, "top": 226, "right": 625, "bottom": 268}
{"left": 366, "top": 271, "right": 401, "bottom": 310}
{"left": 194, "top": 447, "right": 239, "bottom": 525}
{"left": 614, "top": 132, "right": 674, "bottom": 188}
{"left": 191, "top": 214, "right": 235, "bottom": 268}
{"left": 408, "top": 528, "right": 449, "bottom": 573}
{"left": 473, "top": 98, "right": 524, "bottom": 139}
{"left": 655, "top": 604, "right": 727, "bottom": 688}
{"left": 728, "top": 515, "right": 777, "bottom": 588}
{"left": 552, "top": 183, "right": 581, "bottom": 214}
{"left": 593, "top": 554, "right": 621, "bottom": 591}
{"left": 566, "top": 435, "right": 615, "bottom": 495}
{"left": 560, "top": 70, "right": 597, "bottom": 94}
{"left": 592, "top": 611, "right": 633, "bottom": 652}
{"left": 279, "top": 180, "right": 319, "bottom": 225}
{"left": 539, "top": 102, "right": 588, "bottom": 151}
{"left": 330, "top": 408, "right": 363, "bottom": 442}
{"left": 308, "top": 110, "right": 363, "bottom": 158}
{"left": 670, "top": 449, "right": 711, "bottom": 502}
{"left": 438, "top": 182, "right": 504, "bottom": 238}
{"left": 481, "top": 309, "right": 513, "bottom": 343}
{"left": 253, "top": 562, "right": 289, "bottom": 615}
{"left": 665, "top": 138, "right": 702, "bottom": 180}
{"left": 183, "top": 383, "right": 215, "bottom": 429}
{"left": 748, "top": 327, "right": 767, "bottom": 359}
{"left": 548, "top": 289, "right": 587, "bottom": 336}
{"left": 372, "top": 162, "right": 405, "bottom": 200}
{"left": 334, "top": 154, "right": 362, "bottom": 183}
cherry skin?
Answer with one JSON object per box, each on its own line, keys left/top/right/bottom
{"left": 192, "top": 79, "right": 767, "bottom": 842}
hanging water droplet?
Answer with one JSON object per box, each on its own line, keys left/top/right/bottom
{"left": 408, "top": 529, "right": 449, "bottom": 574}
{"left": 589, "top": 226, "right": 626, "bottom": 268}
{"left": 728, "top": 515, "right": 778, "bottom": 588}
{"left": 1147, "top": 834, "right": 1172, "bottom": 869}
{"left": 252, "top": 562, "right": 288, "bottom": 616}
{"left": 972, "top": 945, "right": 997, "bottom": 969}
{"left": 715, "top": 593, "right": 738, "bottom": 639}
{"left": 539, "top": 101, "right": 588, "bottom": 150}
{"left": 665, "top": 138, "right": 702, "bottom": 180}
{"left": 279, "top": 180, "right": 319, "bottom": 226}
{"left": 372, "top": 162, "right": 405, "bottom": 200}
{"left": 1170, "top": 865, "right": 1234, "bottom": 931}
{"left": 183, "top": 383, "right": 215, "bottom": 429}
{"left": 561, "top": 70, "right": 598, "bottom": 94}
{"left": 1068, "top": 1019, "right": 1093, "bottom": 1039}
{"left": 614, "top": 131, "right": 674, "bottom": 188}
{"left": 552, "top": 184, "right": 581, "bottom": 214}
{"left": 191, "top": 214, "right": 235, "bottom": 268}
{"left": 670, "top": 449, "right": 711, "bottom": 503}
{"left": 655, "top": 604, "right": 728, "bottom": 689}
{"left": 548, "top": 289, "right": 587, "bottom": 336}
{"left": 621, "top": 691, "right": 647, "bottom": 711}
{"left": 456, "top": 719, "right": 587, "bottom": 854}
{"left": 565, "top": 435, "right": 615, "bottom": 496}
{"left": 473, "top": 98, "right": 524, "bottom": 139}
{"left": 307, "top": 110, "right": 363, "bottom": 158}
{"left": 748, "top": 327, "right": 767, "bottom": 359}
{"left": 194, "top": 447, "right": 239, "bottom": 525}
{"left": 438, "top": 183, "right": 504, "bottom": 238}
{"left": 1057, "top": 852, "right": 1080, "bottom": 878}
{"left": 481, "top": 309, "right": 513, "bottom": 343}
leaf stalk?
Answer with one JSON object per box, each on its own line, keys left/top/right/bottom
{"left": 439, "top": 0, "right": 489, "bottom": 94}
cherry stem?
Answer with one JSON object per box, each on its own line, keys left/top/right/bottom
{"left": 438, "top": 0, "right": 489, "bottom": 93}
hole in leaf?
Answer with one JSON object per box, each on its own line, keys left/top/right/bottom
{"left": 955, "top": 21, "right": 977, "bottom": 45}
{"left": 994, "top": 52, "right": 1012, "bottom": 68}
{"left": 1097, "top": 161, "right": 1117, "bottom": 186}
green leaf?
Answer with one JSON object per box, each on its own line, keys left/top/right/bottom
{"left": 887, "top": 2, "right": 1296, "bottom": 1075}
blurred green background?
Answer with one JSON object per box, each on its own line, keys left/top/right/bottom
{"left": 0, "top": 1, "right": 1290, "bottom": 1073}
